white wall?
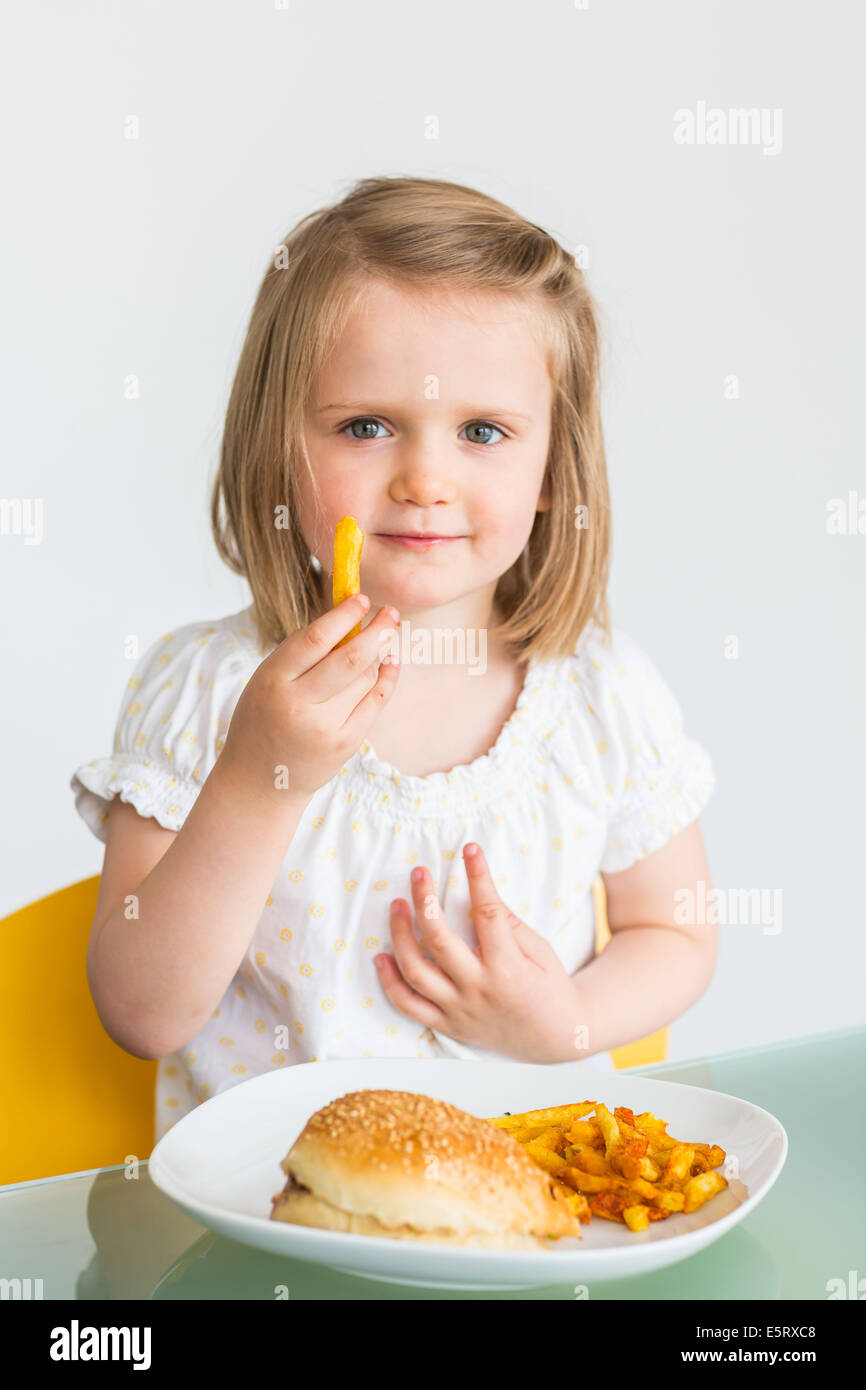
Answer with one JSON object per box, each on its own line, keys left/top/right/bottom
{"left": 2, "top": 0, "right": 864, "bottom": 1063}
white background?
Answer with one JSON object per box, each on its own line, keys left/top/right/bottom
{"left": 2, "top": 0, "right": 864, "bottom": 1062}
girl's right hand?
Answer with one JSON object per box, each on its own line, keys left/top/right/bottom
{"left": 217, "top": 595, "right": 400, "bottom": 808}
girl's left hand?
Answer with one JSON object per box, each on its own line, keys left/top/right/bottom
{"left": 374, "top": 843, "right": 586, "bottom": 1063}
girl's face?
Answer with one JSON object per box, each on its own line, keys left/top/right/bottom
{"left": 300, "top": 277, "right": 552, "bottom": 620}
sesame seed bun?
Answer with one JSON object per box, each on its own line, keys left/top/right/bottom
{"left": 269, "top": 1088, "right": 583, "bottom": 1248}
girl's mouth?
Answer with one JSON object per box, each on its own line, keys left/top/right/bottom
{"left": 375, "top": 534, "right": 464, "bottom": 549}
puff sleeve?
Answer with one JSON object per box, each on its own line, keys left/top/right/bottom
{"left": 70, "top": 616, "right": 258, "bottom": 843}
{"left": 578, "top": 625, "right": 716, "bottom": 874}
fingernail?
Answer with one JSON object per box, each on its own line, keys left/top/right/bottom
{"left": 464, "top": 843, "right": 479, "bottom": 856}
{"left": 386, "top": 606, "right": 400, "bottom": 622}
{"left": 357, "top": 594, "right": 370, "bottom": 610}
{"left": 411, "top": 867, "right": 424, "bottom": 883}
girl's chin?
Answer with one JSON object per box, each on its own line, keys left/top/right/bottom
{"left": 364, "top": 592, "right": 464, "bottom": 619}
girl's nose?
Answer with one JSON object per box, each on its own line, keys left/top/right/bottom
{"left": 388, "top": 461, "right": 459, "bottom": 508}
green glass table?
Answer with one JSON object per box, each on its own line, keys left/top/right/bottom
{"left": 1, "top": 1025, "right": 862, "bottom": 1300}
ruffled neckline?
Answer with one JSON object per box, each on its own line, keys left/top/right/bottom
{"left": 341, "top": 650, "right": 573, "bottom": 819}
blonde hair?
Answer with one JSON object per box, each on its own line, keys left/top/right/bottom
{"left": 211, "top": 175, "right": 611, "bottom": 661}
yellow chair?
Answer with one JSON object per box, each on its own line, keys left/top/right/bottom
{"left": 1, "top": 874, "right": 665, "bottom": 1185}
{"left": 0, "top": 876, "right": 158, "bottom": 1186}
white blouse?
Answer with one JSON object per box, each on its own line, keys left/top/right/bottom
{"left": 70, "top": 605, "right": 715, "bottom": 1143}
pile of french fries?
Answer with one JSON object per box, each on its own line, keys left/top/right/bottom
{"left": 484, "top": 1101, "right": 728, "bottom": 1233}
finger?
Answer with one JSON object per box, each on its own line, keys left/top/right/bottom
{"left": 374, "top": 950, "right": 450, "bottom": 1030}
{"left": 308, "top": 602, "right": 400, "bottom": 706}
{"left": 386, "top": 899, "right": 459, "bottom": 1007}
{"left": 274, "top": 593, "right": 371, "bottom": 681}
{"left": 391, "top": 895, "right": 478, "bottom": 1006}
{"left": 406, "top": 868, "right": 481, "bottom": 990}
{"left": 462, "top": 842, "right": 520, "bottom": 968}
{"left": 339, "top": 644, "right": 401, "bottom": 736}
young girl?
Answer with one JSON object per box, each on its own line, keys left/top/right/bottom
{"left": 71, "top": 176, "right": 716, "bottom": 1144}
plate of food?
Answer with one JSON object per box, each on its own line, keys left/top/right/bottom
{"left": 147, "top": 1059, "right": 787, "bottom": 1289}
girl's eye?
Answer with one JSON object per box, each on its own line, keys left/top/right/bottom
{"left": 461, "top": 421, "right": 505, "bottom": 446}
{"left": 344, "top": 418, "right": 389, "bottom": 440}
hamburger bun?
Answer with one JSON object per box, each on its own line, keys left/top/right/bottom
{"left": 269, "top": 1088, "right": 583, "bottom": 1248}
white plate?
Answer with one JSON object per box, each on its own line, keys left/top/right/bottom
{"left": 148, "top": 1059, "right": 787, "bottom": 1289}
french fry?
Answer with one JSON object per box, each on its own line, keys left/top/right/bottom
{"left": 615, "top": 1116, "right": 650, "bottom": 1155}
{"left": 332, "top": 516, "right": 365, "bottom": 647}
{"left": 532, "top": 1127, "right": 569, "bottom": 1155}
{"left": 564, "top": 1119, "right": 605, "bottom": 1148}
{"left": 593, "top": 1102, "right": 620, "bottom": 1158}
{"left": 589, "top": 1192, "right": 629, "bottom": 1223}
{"left": 638, "top": 1155, "right": 662, "bottom": 1182}
{"left": 592, "top": 1103, "right": 652, "bottom": 1180}
{"left": 556, "top": 1165, "right": 630, "bottom": 1196}
{"left": 507, "top": 1122, "right": 568, "bottom": 1144}
{"left": 572, "top": 1195, "right": 593, "bottom": 1225}
{"left": 693, "top": 1143, "right": 726, "bottom": 1168}
{"left": 626, "top": 1176, "right": 669, "bottom": 1203}
{"left": 633, "top": 1112, "right": 676, "bottom": 1153}
{"left": 551, "top": 1181, "right": 593, "bottom": 1224}
{"left": 523, "top": 1140, "right": 570, "bottom": 1175}
{"left": 660, "top": 1143, "right": 696, "bottom": 1187}
{"left": 683, "top": 1169, "right": 728, "bottom": 1213}
{"left": 567, "top": 1147, "right": 610, "bottom": 1177}
{"left": 651, "top": 1189, "right": 686, "bottom": 1212}
{"left": 485, "top": 1102, "right": 598, "bottom": 1131}
{"left": 623, "top": 1204, "right": 650, "bottom": 1232}
{"left": 612, "top": 1143, "right": 650, "bottom": 1181}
